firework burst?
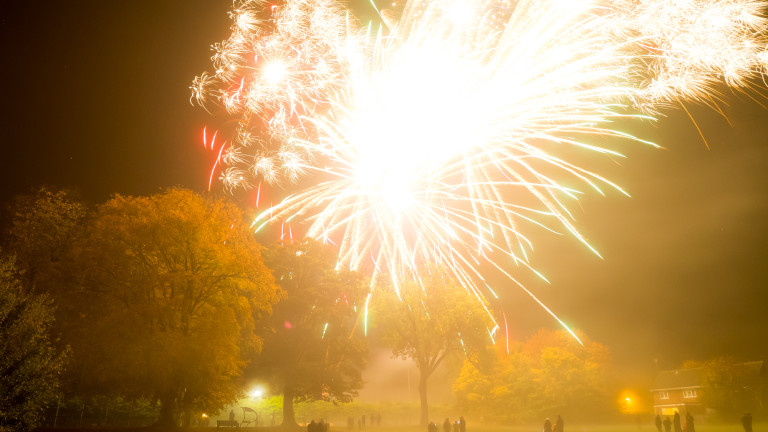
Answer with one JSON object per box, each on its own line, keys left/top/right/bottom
{"left": 194, "top": 0, "right": 768, "bottom": 332}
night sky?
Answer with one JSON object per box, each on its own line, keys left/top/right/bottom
{"left": 2, "top": 1, "right": 767, "bottom": 385}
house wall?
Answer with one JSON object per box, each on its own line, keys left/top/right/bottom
{"left": 652, "top": 388, "right": 703, "bottom": 416}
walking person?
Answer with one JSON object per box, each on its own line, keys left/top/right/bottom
{"left": 543, "top": 418, "right": 553, "bottom": 432}
{"left": 459, "top": 417, "right": 466, "bottom": 432}
{"left": 684, "top": 412, "right": 694, "bottom": 432}
{"left": 673, "top": 412, "right": 682, "bottom": 432}
{"left": 663, "top": 416, "right": 672, "bottom": 432}
{"left": 443, "top": 418, "right": 451, "bottom": 432}
{"left": 554, "top": 415, "right": 563, "bottom": 432}
{"left": 655, "top": 415, "right": 663, "bottom": 432}
{"left": 742, "top": 412, "right": 753, "bottom": 432}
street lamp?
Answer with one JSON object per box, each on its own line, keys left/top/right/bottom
{"left": 249, "top": 387, "right": 265, "bottom": 399}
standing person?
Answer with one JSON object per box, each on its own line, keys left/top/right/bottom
{"left": 663, "top": 417, "right": 672, "bottom": 432}
{"left": 543, "top": 418, "right": 553, "bottom": 432}
{"left": 459, "top": 417, "right": 466, "bottom": 432}
{"left": 554, "top": 415, "right": 563, "bottom": 432}
{"left": 443, "top": 418, "right": 451, "bottom": 432}
{"left": 309, "top": 420, "right": 317, "bottom": 432}
{"left": 655, "top": 415, "right": 663, "bottom": 432}
{"left": 684, "top": 412, "right": 694, "bottom": 432}
{"left": 229, "top": 410, "right": 236, "bottom": 425}
{"left": 453, "top": 420, "right": 460, "bottom": 432}
{"left": 742, "top": 413, "right": 753, "bottom": 432}
{"left": 673, "top": 412, "right": 682, "bottom": 432}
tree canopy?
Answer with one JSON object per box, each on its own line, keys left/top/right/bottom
{"left": 0, "top": 254, "right": 66, "bottom": 431}
{"left": 453, "top": 328, "right": 614, "bottom": 423}
{"left": 699, "top": 357, "right": 766, "bottom": 419}
{"left": 371, "top": 271, "right": 494, "bottom": 425}
{"left": 252, "top": 238, "right": 370, "bottom": 426}
{"left": 64, "top": 189, "right": 281, "bottom": 426}
{"left": 4, "top": 187, "right": 86, "bottom": 294}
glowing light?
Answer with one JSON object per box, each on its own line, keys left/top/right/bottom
{"left": 193, "top": 0, "right": 768, "bottom": 332}
{"left": 249, "top": 387, "right": 265, "bottom": 399}
{"left": 263, "top": 60, "right": 288, "bottom": 86}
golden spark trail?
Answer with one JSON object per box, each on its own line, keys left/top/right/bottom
{"left": 194, "top": 0, "right": 768, "bottom": 335}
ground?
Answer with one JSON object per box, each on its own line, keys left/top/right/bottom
{"left": 31, "top": 421, "right": 764, "bottom": 432}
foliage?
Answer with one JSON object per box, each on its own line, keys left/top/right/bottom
{"left": 233, "top": 396, "right": 449, "bottom": 427}
{"left": 0, "top": 254, "right": 66, "bottom": 431}
{"left": 43, "top": 395, "right": 159, "bottom": 427}
{"left": 371, "top": 271, "right": 494, "bottom": 425}
{"left": 65, "top": 189, "right": 280, "bottom": 426}
{"left": 4, "top": 187, "right": 86, "bottom": 299}
{"left": 699, "top": 357, "right": 765, "bottom": 419}
{"left": 252, "top": 238, "right": 370, "bottom": 426}
{"left": 453, "top": 329, "right": 615, "bottom": 423}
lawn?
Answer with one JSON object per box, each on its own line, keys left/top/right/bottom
{"left": 32, "top": 421, "right": 761, "bottom": 432}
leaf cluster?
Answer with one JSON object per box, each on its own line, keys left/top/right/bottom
{"left": 0, "top": 255, "right": 66, "bottom": 431}
{"left": 453, "top": 329, "right": 615, "bottom": 423}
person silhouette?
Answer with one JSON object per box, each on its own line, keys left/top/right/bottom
{"left": 443, "top": 418, "right": 451, "bottom": 432}
{"left": 742, "top": 412, "right": 753, "bottom": 432}
{"left": 554, "top": 415, "right": 563, "bottom": 432}
{"left": 655, "top": 415, "right": 662, "bottom": 432}
{"left": 543, "top": 418, "right": 552, "bottom": 432}
{"left": 684, "top": 412, "right": 694, "bottom": 432}
{"left": 673, "top": 412, "right": 682, "bottom": 432}
{"left": 663, "top": 416, "right": 672, "bottom": 432}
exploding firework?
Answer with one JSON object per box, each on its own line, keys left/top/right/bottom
{"left": 193, "top": 0, "right": 768, "bottom": 332}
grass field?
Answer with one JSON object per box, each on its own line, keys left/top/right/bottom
{"left": 32, "top": 422, "right": 762, "bottom": 432}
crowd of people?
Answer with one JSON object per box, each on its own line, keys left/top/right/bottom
{"left": 346, "top": 414, "right": 382, "bottom": 430}
{"left": 655, "top": 412, "right": 695, "bottom": 432}
{"left": 308, "top": 419, "right": 332, "bottom": 432}
{"left": 427, "top": 416, "right": 466, "bottom": 432}
{"left": 541, "top": 415, "right": 564, "bottom": 432}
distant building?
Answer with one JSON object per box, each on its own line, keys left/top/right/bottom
{"left": 651, "top": 367, "right": 704, "bottom": 416}
{"left": 651, "top": 361, "right": 765, "bottom": 416}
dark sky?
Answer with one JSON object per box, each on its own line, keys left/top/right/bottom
{"left": 2, "top": 1, "right": 767, "bottom": 385}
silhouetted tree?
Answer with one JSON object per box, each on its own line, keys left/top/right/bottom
{"left": 253, "top": 239, "right": 369, "bottom": 427}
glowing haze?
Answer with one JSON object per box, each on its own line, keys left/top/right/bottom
{"left": 193, "top": 0, "right": 768, "bottom": 332}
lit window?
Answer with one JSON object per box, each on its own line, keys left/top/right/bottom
{"left": 683, "top": 390, "right": 697, "bottom": 398}
{"left": 658, "top": 391, "right": 669, "bottom": 400}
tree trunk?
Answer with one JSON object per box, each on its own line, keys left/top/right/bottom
{"left": 419, "top": 369, "right": 429, "bottom": 426}
{"left": 282, "top": 387, "right": 298, "bottom": 427}
{"left": 154, "top": 391, "right": 178, "bottom": 428}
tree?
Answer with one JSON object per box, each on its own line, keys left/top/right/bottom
{"left": 68, "top": 189, "right": 280, "bottom": 426}
{"left": 371, "top": 271, "right": 493, "bottom": 425}
{"left": 699, "top": 357, "right": 765, "bottom": 419}
{"left": 4, "top": 187, "right": 86, "bottom": 294}
{"left": 0, "top": 254, "right": 66, "bottom": 431}
{"left": 253, "top": 239, "right": 369, "bottom": 427}
{"left": 453, "top": 329, "right": 615, "bottom": 423}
